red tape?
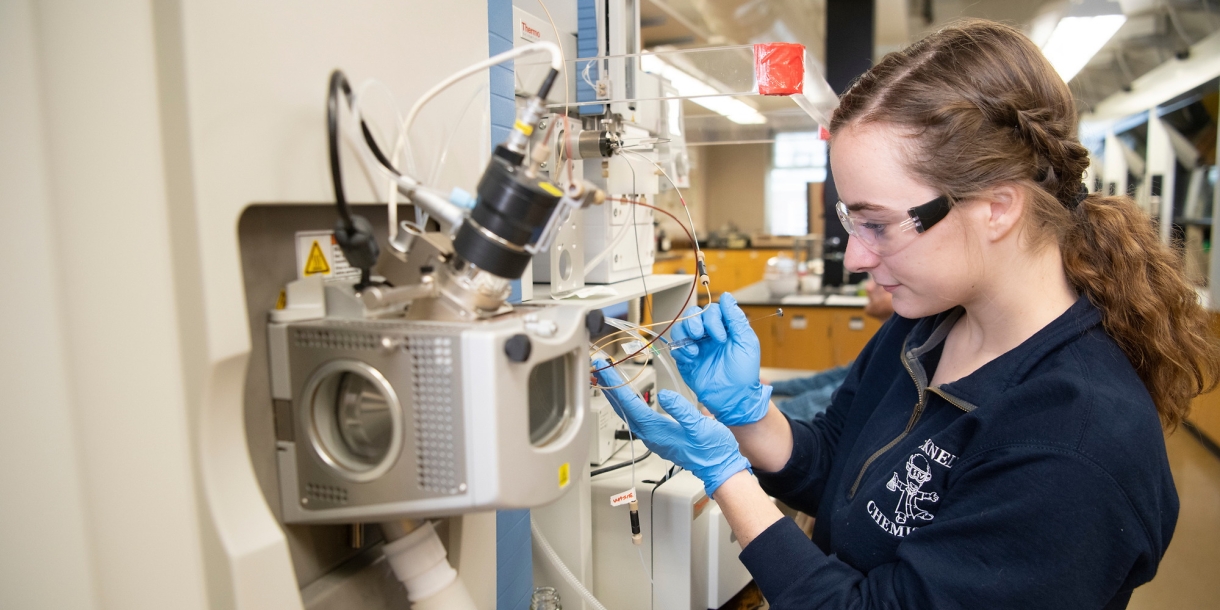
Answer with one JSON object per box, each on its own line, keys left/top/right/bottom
{"left": 755, "top": 43, "right": 805, "bottom": 96}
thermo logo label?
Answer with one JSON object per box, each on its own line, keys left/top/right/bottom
{"left": 519, "top": 20, "right": 541, "bottom": 43}
{"left": 558, "top": 462, "right": 571, "bottom": 489}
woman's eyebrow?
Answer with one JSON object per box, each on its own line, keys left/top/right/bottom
{"left": 845, "top": 201, "right": 890, "bottom": 212}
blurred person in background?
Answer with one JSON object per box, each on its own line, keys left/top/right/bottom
{"left": 767, "top": 279, "right": 894, "bottom": 421}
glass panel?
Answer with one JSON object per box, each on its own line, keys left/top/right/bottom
{"left": 767, "top": 168, "right": 822, "bottom": 235}
{"left": 773, "top": 131, "right": 826, "bottom": 168}
{"left": 528, "top": 354, "right": 571, "bottom": 446}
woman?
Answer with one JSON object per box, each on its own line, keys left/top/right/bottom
{"left": 593, "top": 20, "right": 1219, "bottom": 609}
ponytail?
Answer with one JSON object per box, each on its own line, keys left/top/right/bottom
{"left": 1063, "top": 194, "right": 1219, "bottom": 429}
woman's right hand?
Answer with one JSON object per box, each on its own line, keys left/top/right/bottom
{"left": 670, "top": 292, "right": 772, "bottom": 426}
{"left": 592, "top": 359, "right": 752, "bottom": 498}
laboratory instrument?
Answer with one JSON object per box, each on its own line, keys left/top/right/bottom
{"left": 268, "top": 54, "right": 604, "bottom": 523}
{"left": 590, "top": 453, "right": 752, "bottom": 610}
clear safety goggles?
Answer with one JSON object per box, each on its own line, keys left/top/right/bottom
{"left": 835, "top": 195, "right": 951, "bottom": 256}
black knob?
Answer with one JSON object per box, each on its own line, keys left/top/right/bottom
{"left": 585, "top": 309, "right": 609, "bottom": 338}
{"left": 505, "top": 334, "right": 532, "bottom": 362}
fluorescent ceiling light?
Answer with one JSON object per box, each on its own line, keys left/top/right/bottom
{"left": 1039, "top": 0, "right": 1122, "bottom": 82}
{"left": 640, "top": 54, "right": 767, "bottom": 125}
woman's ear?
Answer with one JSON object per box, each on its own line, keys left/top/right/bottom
{"left": 982, "top": 184, "right": 1025, "bottom": 242}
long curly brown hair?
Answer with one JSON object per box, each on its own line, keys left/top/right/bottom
{"left": 830, "top": 19, "right": 1219, "bottom": 429}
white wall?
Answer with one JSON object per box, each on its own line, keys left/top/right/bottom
{"left": 2, "top": 1, "right": 211, "bottom": 608}
{"left": 704, "top": 143, "right": 771, "bottom": 235}
{"left": 0, "top": 0, "right": 493, "bottom": 608}
{"left": 0, "top": 2, "right": 103, "bottom": 608}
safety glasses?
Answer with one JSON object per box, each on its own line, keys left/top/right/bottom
{"left": 835, "top": 195, "right": 951, "bottom": 256}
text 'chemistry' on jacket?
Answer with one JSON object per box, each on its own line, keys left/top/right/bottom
{"left": 740, "top": 297, "right": 1178, "bottom": 610}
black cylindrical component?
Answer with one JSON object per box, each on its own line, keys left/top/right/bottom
{"left": 453, "top": 156, "right": 562, "bottom": 279}
{"left": 629, "top": 509, "right": 641, "bottom": 536}
{"left": 452, "top": 225, "right": 532, "bottom": 278}
{"left": 537, "top": 68, "right": 559, "bottom": 99}
{"left": 493, "top": 143, "right": 525, "bottom": 166}
{"left": 577, "top": 130, "right": 614, "bottom": 159}
{"left": 585, "top": 309, "right": 609, "bottom": 338}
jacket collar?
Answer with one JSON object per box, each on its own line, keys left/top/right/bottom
{"left": 898, "top": 296, "right": 1103, "bottom": 412}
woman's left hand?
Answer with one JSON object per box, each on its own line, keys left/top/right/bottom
{"left": 592, "top": 359, "right": 751, "bottom": 497}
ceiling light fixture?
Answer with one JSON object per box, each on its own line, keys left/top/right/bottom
{"left": 640, "top": 54, "right": 767, "bottom": 125}
{"left": 1039, "top": 0, "right": 1127, "bottom": 83}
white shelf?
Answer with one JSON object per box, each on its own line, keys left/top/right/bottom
{"left": 528, "top": 274, "right": 695, "bottom": 310}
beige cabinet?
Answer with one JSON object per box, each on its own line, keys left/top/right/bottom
{"left": 653, "top": 249, "right": 783, "bottom": 305}
{"left": 742, "top": 305, "right": 883, "bottom": 372}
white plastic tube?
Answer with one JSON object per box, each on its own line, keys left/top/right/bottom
{"left": 398, "top": 41, "right": 561, "bottom": 155}
{"left": 383, "top": 41, "right": 563, "bottom": 248}
{"left": 382, "top": 521, "right": 477, "bottom": 610}
{"left": 530, "top": 515, "right": 610, "bottom": 610}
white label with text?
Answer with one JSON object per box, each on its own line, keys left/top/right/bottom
{"left": 610, "top": 487, "right": 637, "bottom": 507}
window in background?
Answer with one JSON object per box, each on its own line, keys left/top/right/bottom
{"left": 766, "top": 132, "right": 827, "bottom": 235}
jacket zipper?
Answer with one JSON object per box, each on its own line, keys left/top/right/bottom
{"left": 928, "top": 387, "right": 975, "bottom": 413}
{"left": 848, "top": 352, "right": 925, "bottom": 499}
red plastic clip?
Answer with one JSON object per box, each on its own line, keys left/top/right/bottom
{"left": 754, "top": 43, "right": 805, "bottom": 96}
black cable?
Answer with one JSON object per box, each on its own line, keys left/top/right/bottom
{"left": 327, "top": 69, "right": 397, "bottom": 289}
{"left": 359, "top": 121, "right": 402, "bottom": 177}
{"left": 536, "top": 68, "right": 560, "bottom": 100}
{"left": 328, "top": 69, "right": 408, "bottom": 227}
{"left": 590, "top": 449, "right": 653, "bottom": 477}
{"left": 327, "top": 70, "right": 354, "bottom": 228}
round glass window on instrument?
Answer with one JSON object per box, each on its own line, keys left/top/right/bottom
{"left": 304, "top": 360, "right": 404, "bottom": 482}
{"left": 335, "top": 373, "right": 394, "bottom": 464}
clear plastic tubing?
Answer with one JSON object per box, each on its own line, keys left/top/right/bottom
{"left": 603, "top": 318, "right": 697, "bottom": 406}
{"left": 530, "top": 516, "right": 610, "bottom": 610}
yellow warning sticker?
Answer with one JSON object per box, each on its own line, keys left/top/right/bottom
{"left": 303, "top": 240, "right": 331, "bottom": 276}
{"left": 539, "top": 181, "right": 563, "bottom": 197}
{"left": 558, "top": 462, "right": 571, "bottom": 489}
{"left": 275, "top": 289, "right": 287, "bottom": 310}
{"left": 295, "top": 231, "right": 360, "bottom": 282}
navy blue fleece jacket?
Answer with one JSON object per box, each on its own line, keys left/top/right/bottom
{"left": 740, "top": 297, "right": 1178, "bottom": 609}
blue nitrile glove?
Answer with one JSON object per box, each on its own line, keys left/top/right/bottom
{"left": 669, "top": 292, "right": 772, "bottom": 426}
{"left": 593, "top": 359, "right": 751, "bottom": 497}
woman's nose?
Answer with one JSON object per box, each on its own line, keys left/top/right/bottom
{"left": 844, "top": 236, "right": 880, "bottom": 273}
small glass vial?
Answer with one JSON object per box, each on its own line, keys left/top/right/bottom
{"left": 530, "top": 586, "right": 562, "bottom": 610}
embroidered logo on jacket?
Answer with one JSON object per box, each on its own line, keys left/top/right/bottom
{"left": 866, "top": 438, "right": 958, "bottom": 538}
{"left": 887, "top": 454, "right": 939, "bottom": 523}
